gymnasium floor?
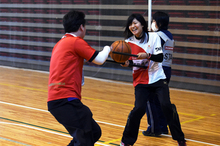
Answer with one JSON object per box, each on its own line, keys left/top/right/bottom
{"left": 0, "top": 66, "right": 219, "bottom": 146}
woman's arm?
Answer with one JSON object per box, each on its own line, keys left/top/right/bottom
{"left": 137, "top": 52, "right": 163, "bottom": 62}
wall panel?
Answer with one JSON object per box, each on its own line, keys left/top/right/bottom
{"left": 0, "top": 0, "right": 219, "bottom": 93}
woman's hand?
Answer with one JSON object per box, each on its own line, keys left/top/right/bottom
{"left": 137, "top": 52, "right": 150, "bottom": 59}
{"left": 120, "top": 60, "right": 129, "bottom": 67}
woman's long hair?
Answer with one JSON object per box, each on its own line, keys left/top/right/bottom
{"left": 124, "top": 13, "right": 148, "bottom": 43}
{"left": 153, "top": 11, "right": 169, "bottom": 30}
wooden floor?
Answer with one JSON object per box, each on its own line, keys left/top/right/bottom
{"left": 0, "top": 66, "right": 220, "bottom": 146}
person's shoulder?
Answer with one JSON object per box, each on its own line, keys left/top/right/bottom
{"left": 149, "top": 31, "right": 158, "bottom": 35}
{"left": 61, "top": 36, "right": 88, "bottom": 48}
{"left": 148, "top": 32, "right": 160, "bottom": 39}
{"left": 160, "top": 30, "right": 173, "bottom": 40}
{"left": 74, "top": 36, "right": 84, "bottom": 41}
{"left": 64, "top": 35, "right": 85, "bottom": 42}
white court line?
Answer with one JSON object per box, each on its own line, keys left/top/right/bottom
{"left": 0, "top": 121, "right": 110, "bottom": 146}
{"left": 160, "top": 134, "right": 220, "bottom": 146}
{"left": 0, "top": 65, "right": 219, "bottom": 97}
{"left": 85, "top": 76, "right": 220, "bottom": 97}
{"left": 0, "top": 66, "right": 220, "bottom": 145}
{"left": 0, "top": 135, "right": 32, "bottom": 146}
{"left": 0, "top": 101, "right": 220, "bottom": 146}
{"left": 0, "top": 101, "right": 124, "bottom": 128}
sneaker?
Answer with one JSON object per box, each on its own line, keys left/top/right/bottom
{"left": 161, "top": 131, "right": 169, "bottom": 134}
{"left": 178, "top": 140, "right": 187, "bottom": 146}
{"left": 120, "top": 141, "right": 132, "bottom": 146}
{"left": 142, "top": 130, "right": 161, "bottom": 137}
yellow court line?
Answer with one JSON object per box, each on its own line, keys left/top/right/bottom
{"left": 0, "top": 82, "right": 47, "bottom": 92}
{"left": 83, "top": 96, "right": 133, "bottom": 107}
{"left": 0, "top": 81, "right": 212, "bottom": 146}
{"left": 84, "top": 96, "right": 205, "bottom": 124}
{"left": 179, "top": 115, "right": 205, "bottom": 124}
{"left": 103, "top": 138, "right": 121, "bottom": 144}
{"left": 0, "top": 82, "right": 205, "bottom": 124}
{"left": 178, "top": 112, "right": 205, "bottom": 124}
{"left": 104, "top": 132, "right": 143, "bottom": 144}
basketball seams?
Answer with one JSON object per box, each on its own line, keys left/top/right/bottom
{"left": 120, "top": 40, "right": 123, "bottom": 62}
{"left": 124, "top": 42, "right": 131, "bottom": 53}
{"left": 113, "top": 41, "right": 120, "bottom": 61}
{"left": 110, "top": 40, "right": 131, "bottom": 63}
{"left": 114, "top": 41, "right": 121, "bottom": 61}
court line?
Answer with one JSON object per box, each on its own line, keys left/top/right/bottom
{"left": 0, "top": 81, "right": 205, "bottom": 123}
{"left": 0, "top": 65, "right": 215, "bottom": 123}
{"left": 0, "top": 116, "right": 118, "bottom": 146}
{"left": 0, "top": 66, "right": 218, "bottom": 145}
{"left": 0, "top": 121, "right": 110, "bottom": 146}
{"left": 0, "top": 82, "right": 48, "bottom": 93}
{"left": 0, "top": 94, "right": 204, "bottom": 125}
{"left": 0, "top": 100, "right": 124, "bottom": 128}
{"left": 1, "top": 65, "right": 220, "bottom": 97}
{"left": 83, "top": 96, "right": 134, "bottom": 107}
{"left": 0, "top": 136, "right": 32, "bottom": 146}
{"left": 0, "top": 101, "right": 219, "bottom": 146}
{"left": 160, "top": 134, "right": 220, "bottom": 146}
{"left": 84, "top": 76, "right": 220, "bottom": 97}
{"left": 103, "top": 138, "right": 122, "bottom": 144}
{"left": 83, "top": 97, "right": 205, "bottom": 124}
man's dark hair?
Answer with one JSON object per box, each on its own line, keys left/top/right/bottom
{"left": 152, "top": 11, "right": 169, "bottom": 30}
{"left": 124, "top": 13, "right": 148, "bottom": 43}
{"left": 63, "top": 10, "right": 86, "bottom": 33}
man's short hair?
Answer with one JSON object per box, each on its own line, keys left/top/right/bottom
{"left": 63, "top": 10, "right": 86, "bottom": 33}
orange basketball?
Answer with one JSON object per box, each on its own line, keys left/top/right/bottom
{"left": 110, "top": 40, "right": 131, "bottom": 63}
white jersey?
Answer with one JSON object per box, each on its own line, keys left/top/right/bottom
{"left": 125, "top": 32, "right": 166, "bottom": 86}
{"left": 157, "top": 31, "right": 174, "bottom": 67}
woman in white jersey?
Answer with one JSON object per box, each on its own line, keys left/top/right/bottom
{"left": 119, "top": 13, "right": 186, "bottom": 146}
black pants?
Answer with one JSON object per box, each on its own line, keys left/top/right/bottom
{"left": 49, "top": 99, "right": 101, "bottom": 146}
{"left": 146, "top": 94, "right": 168, "bottom": 133}
{"left": 121, "top": 79, "right": 185, "bottom": 145}
{"left": 145, "top": 66, "right": 171, "bottom": 134}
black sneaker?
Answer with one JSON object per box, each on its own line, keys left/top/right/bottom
{"left": 161, "top": 131, "right": 169, "bottom": 134}
{"left": 142, "top": 130, "right": 161, "bottom": 137}
{"left": 178, "top": 140, "right": 187, "bottom": 146}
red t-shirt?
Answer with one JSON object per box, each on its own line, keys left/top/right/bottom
{"left": 48, "top": 33, "right": 96, "bottom": 102}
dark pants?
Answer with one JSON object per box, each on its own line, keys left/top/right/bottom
{"left": 121, "top": 79, "right": 185, "bottom": 145}
{"left": 49, "top": 99, "right": 101, "bottom": 146}
{"left": 146, "top": 94, "right": 168, "bottom": 133}
{"left": 145, "top": 66, "right": 171, "bottom": 133}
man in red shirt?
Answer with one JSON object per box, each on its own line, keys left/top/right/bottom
{"left": 48, "top": 10, "right": 111, "bottom": 146}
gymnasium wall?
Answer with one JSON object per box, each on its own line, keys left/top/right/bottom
{"left": 0, "top": 0, "right": 219, "bottom": 93}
